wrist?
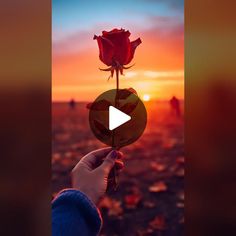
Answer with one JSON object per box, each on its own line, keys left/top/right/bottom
{"left": 73, "top": 184, "right": 98, "bottom": 205}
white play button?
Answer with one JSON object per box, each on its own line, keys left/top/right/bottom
{"left": 109, "top": 106, "right": 131, "bottom": 131}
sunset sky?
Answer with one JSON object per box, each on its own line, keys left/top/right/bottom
{"left": 52, "top": 0, "right": 184, "bottom": 101}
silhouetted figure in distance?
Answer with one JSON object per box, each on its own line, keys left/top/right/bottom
{"left": 69, "top": 98, "right": 76, "bottom": 109}
{"left": 170, "top": 96, "right": 181, "bottom": 117}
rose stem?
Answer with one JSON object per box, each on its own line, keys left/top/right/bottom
{"left": 115, "top": 68, "right": 119, "bottom": 99}
{"left": 111, "top": 68, "right": 119, "bottom": 190}
{"left": 111, "top": 68, "right": 120, "bottom": 147}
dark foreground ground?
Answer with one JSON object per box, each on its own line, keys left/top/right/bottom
{"left": 52, "top": 101, "right": 184, "bottom": 236}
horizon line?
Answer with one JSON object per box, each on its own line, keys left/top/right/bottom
{"left": 52, "top": 98, "right": 184, "bottom": 103}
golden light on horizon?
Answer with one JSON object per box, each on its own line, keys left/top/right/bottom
{"left": 143, "top": 94, "right": 150, "bottom": 102}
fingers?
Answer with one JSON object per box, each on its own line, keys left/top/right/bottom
{"left": 99, "top": 150, "right": 123, "bottom": 174}
{"left": 115, "top": 159, "right": 124, "bottom": 170}
{"left": 76, "top": 147, "right": 112, "bottom": 171}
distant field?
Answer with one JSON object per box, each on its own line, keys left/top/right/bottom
{"left": 52, "top": 101, "right": 184, "bottom": 236}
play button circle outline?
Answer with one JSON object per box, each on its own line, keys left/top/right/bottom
{"left": 88, "top": 89, "right": 147, "bottom": 148}
{"left": 109, "top": 106, "right": 131, "bottom": 131}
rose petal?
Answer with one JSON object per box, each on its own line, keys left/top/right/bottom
{"left": 125, "top": 38, "right": 142, "bottom": 65}
{"left": 94, "top": 35, "right": 114, "bottom": 66}
{"left": 103, "top": 29, "right": 131, "bottom": 65}
{"left": 102, "top": 28, "right": 126, "bottom": 35}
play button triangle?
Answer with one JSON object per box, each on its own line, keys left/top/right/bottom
{"left": 109, "top": 106, "right": 131, "bottom": 131}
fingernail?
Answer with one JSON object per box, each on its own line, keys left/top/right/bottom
{"left": 117, "top": 151, "right": 123, "bottom": 158}
{"left": 111, "top": 150, "right": 117, "bottom": 159}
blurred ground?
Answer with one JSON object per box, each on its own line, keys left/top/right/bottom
{"left": 52, "top": 101, "right": 184, "bottom": 236}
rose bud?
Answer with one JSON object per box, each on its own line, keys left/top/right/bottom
{"left": 93, "top": 28, "right": 142, "bottom": 75}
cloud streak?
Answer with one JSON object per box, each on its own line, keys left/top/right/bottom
{"left": 125, "top": 70, "right": 184, "bottom": 79}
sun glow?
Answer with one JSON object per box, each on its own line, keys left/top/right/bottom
{"left": 143, "top": 94, "right": 150, "bottom": 102}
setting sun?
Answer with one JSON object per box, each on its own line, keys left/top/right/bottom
{"left": 143, "top": 94, "right": 150, "bottom": 102}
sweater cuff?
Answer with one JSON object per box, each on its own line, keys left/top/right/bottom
{"left": 52, "top": 189, "right": 102, "bottom": 234}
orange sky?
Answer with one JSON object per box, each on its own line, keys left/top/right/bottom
{"left": 52, "top": 3, "right": 184, "bottom": 102}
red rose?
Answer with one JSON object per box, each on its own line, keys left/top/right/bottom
{"left": 94, "top": 28, "right": 142, "bottom": 67}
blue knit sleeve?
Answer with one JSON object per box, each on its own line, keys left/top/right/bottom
{"left": 52, "top": 189, "right": 102, "bottom": 236}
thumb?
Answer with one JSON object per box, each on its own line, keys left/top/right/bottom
{"left": 99, "top": 150, "right": 117, "bottom": 174}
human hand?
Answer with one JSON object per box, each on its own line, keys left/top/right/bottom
{"left": 71, "top": 148, "right": 124, "bottom": 204}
